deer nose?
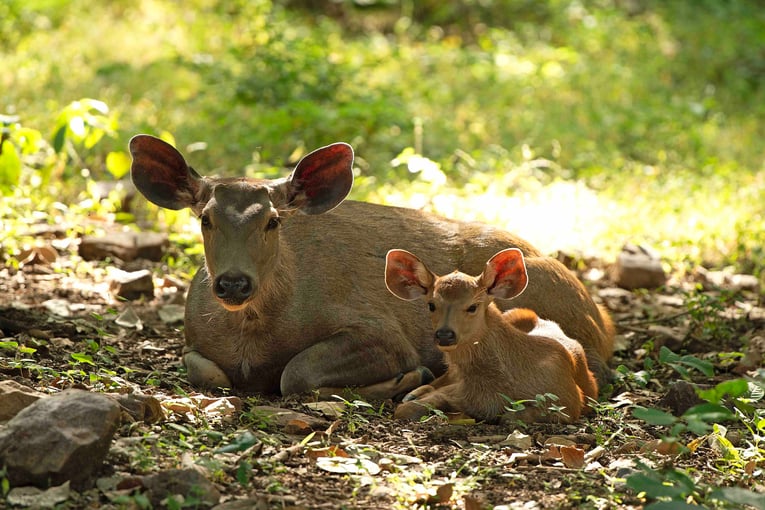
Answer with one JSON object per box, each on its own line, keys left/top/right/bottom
{"left": 214, "top": 272, "right": 253, "bottom": 303}
{"left": 434, "top": 328, "right": 457, "bottom": 347}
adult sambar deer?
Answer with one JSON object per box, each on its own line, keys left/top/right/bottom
{"left": 386, "top": 248, "right": 599, "bottom": 423}
{"left": 129, "top": 135, "right": 613, "bottom": 398}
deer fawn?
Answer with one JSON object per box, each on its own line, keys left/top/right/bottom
{"left": 130, "top": 135, "right": 613, "bottom": 399}
{"left": 386, "top": 248, "right": 599, "bottom": 423}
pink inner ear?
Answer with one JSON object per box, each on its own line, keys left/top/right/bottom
{"left": 289, "top": 143, "right": 353, "bottom": 214}
{"left": 396, "top": 268, "right": 420, "bottom": 287}
{"left": 386, "top": 250, "right": 431, "bottom": 300}
{"left": 486, "top": 249, "right": 528, "bottom": 298}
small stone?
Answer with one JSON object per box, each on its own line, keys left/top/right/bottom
{"left": 611, "top": 243, "right": 667, "bottom": 290}
{"left": 0, "top": 380, "right": 46, "bottom": 421}
{"left": 108, "top": 268, "right": 154, "bottom": 300}
{"left": 659, "top": 380, "right": 704, "bottom": 416}
{"left": 142, "top": 468, "right": 220, "bottom": 509}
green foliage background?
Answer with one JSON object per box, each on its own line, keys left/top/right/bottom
{"left": 2, "top": 0, "right": 764, "bottom": 272}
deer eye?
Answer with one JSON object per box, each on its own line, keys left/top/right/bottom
{"left": 427, "top": 302, "right": 435, "bottom": 312}
{"left": 200, "top": 214, "right": 212, "bottom": 228}
{"left": 466, "top": 304, "right": 478, "bottom": 313}
{"left": 266, "top": 217, "right": 281, "bottom": 231}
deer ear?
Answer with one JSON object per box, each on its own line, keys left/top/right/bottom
{"left": 481, "top": 248, "right": 528, "bottom": 300}
{"left": 385, "top": 250, "right": 435, "bottom": 301}
{"left": 285, "top": 142, "right": 354, "bottom": 215}
{"left": 130, "top": 135, "right": 203, "bottom": 210}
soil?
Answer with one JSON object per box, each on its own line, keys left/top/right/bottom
{"left": 0, "top": 239, "right": 763, "bottom": 509}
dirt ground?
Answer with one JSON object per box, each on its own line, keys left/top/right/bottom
{"left": 0, "top": 237, "right": 763, "bottom": 509}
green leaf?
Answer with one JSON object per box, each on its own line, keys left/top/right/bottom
{"left": 70, "top": 352, "right": 95, "bottom": 365}
{"left": 645, "top": 502, "right": 704, "bottom": 510}
{"left": 633, "top": 406, "right": 677, "bottom": 426}
{"left": 677, "top": 355, "right": 715, "bottom": 377}
{"left": 105, "top": 151, "right": 131, "bottom": 179}
{"left": 214, "top": 430, "right": 259, "bottom": 453}
{"left": 682, "top": 403, "right": 735, "bottom": 423}
{"left": 659, "top": 346, "right": 680, "bottom": 363}
{"left": 0, "top": 140, "right": 21, "bottom": 193}
{"left": 52, "top": 124, "right": 67, "bottom": 153}
{"left": 626, "top": 473, "right": 687, "bottom": 499}
{"left": 236, "top": 460, "right": 252, "bottom": 486}
{"left": 697, "top": 378, "right": 749, "bottom": 403}
{"left": 711, "top": 487, "right": 765, "bottom": 510}
{"left": 166, "top": 422, "right": 192, "bottom": 435}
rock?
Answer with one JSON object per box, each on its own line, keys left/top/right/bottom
{"left": 611, "top": 243, "right": 667, "bottom": 290}
{"left": 694, "top": 267, "right": 760, "bottom": 293}
{"left": 0, "top": 380, "right": 46, "bottom": 421}
{"left": 7, "top": 482, "right": 70, "bottom": 508}
{"left": 141, "top": 468, "right": 220, "bottom": 508}
{"left": 659, "top": 381, "right": 704, "bottom": 416}
{"left": 0, "top": 389, "right": 121, "bottom": 489}
{"left": 158, "top": 303, "right": 185, "bottom": 324}
{"left": 79, "top": 230, "right": 168, "bottom": 262}
{"left": 108, "top": 268, "right": 154, "bottom": 300}
{"left": 109, "top": 393, "right": 165, "bottom": 424}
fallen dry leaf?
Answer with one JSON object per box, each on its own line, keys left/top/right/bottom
{"left": 284, "top": 418, "right": 313, "bottom": 435}
{"left": 560, "top": 445, "right": 585, "bottom": 469}
{"left": 543, "top": 444, "right": 562, "bottom": 461}
{"left": 315, "top": 456, "right": 380, "bottom": 475}
{"left": 306, "top": 446, "right": 349, "bottom": 461}
{"left": 414, "top": 483, "right": 454, "bottom": 506}
{"left": 18, "top": 244, "right": 58, "bottom": 266}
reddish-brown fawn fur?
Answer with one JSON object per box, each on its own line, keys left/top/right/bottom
{"left": 130, "top": 135, "right": 613, "bottom": 399}
{"left": 386, "top": 248, "right": 599, "bottom": 423}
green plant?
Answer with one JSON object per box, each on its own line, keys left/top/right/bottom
{"left": 332, "top": 395, "right": 385, "bottom": 433}
{"left": 683, "top": 287, "right": 741, "bottom": 343}
{"left": 501, "top": 392, "right": 570, "bottom": 422}
{"left": 627, "top": 462, "right": 765, "bottom": 510}
{"left": 630, "top": 377, "right": 764, "bottom": 507}
{"left": 656, "top": 346, "right": 715, "bottom": 381}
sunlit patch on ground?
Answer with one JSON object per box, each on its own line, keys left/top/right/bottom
{"left": 376, "top": 179, "right": 620, "bottom": 257}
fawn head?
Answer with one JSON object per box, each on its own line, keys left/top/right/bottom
{"left": 385, "top": 248, "right": 528, "bottom": 350}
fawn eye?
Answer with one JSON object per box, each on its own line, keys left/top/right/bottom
{"left": 466, "top": 304, "right": 478, "bottom": 313}
{"left": 427, "top": 302, "right": 435, "bottom": 312}
{"left": 200, "top": 214, "right": 211, "bottom": 228}
{"left": 266, "top": 217, "right": 281, "bottom": 231}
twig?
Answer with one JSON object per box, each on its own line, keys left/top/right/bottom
{"left": 617, "top": 309, "right": 692, "bottom": 328}
{"left": 271, "top": 443, "right": 304, "bottom": 463}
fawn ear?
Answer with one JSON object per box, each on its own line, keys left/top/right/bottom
{"left": 284, "top": 142, "right": 354, "bottom": 215}
{"left": 385, "top": 250, "right": 435, "bottom": 300}
{"left": 130, "top": 135, "right": 205, "bottom": 211}
{"left": 481, "top": 248, "right": 528, "bottom": 300}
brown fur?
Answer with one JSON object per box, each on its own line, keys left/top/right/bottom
{"left": 130, "top": 135, "right": 614, "bottom": 398}
{"left": 387, "top": 249, "right": 599, "bottom": 423}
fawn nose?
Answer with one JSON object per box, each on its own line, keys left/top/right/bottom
{"left": 434, "top": 328, "right": 457, "bottom": 347}
{"left": 214, "top": 272, "right": 253, "bottom": 304}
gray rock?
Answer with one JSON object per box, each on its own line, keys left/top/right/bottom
{"left": 611, "top": 243, "right": 667, "bottom": 290}
{"left": 108, "top": 268, "right": 155, "bottom": 300}
{"left": 79, "top": 230, "right": 167, "bottom": 262}
{"left": 659, "top": 380, "right": 704, "bottom": 416}
{"left": 142, "top": 468, "right": 221, "bottom": 508}
{"left": 0, "top": 389, "right": 121, "bottom": 489}
{"left": 0, "top": 380, "right": 46, "bottom": 421}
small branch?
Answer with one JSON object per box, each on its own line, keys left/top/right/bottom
{"left": 617, "top": 309, "right": 692, "bottom": 328}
